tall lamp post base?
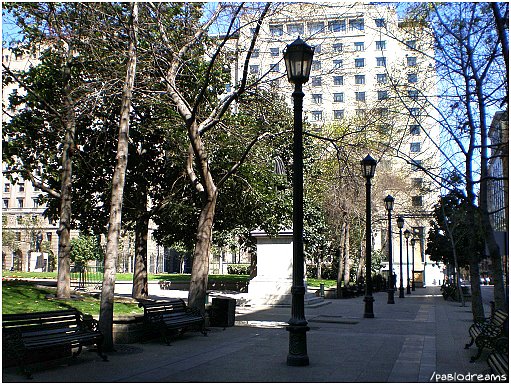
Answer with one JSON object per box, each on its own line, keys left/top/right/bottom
{"left": 387, "top": 289, "right": 395, "bottom": 304}
{"left": 406, "top": 285, "right": 411, "bottom": 295}
{"left": 399, "top": 287, "right": 405, "bottom": 298}
{"left": 363, "top": 295, "right": 375, "bottom": 318}
{"left": 286, "top": 324, "right": 310, "bottom": 366}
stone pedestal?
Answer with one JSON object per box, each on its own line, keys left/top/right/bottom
{"left": 247, "top": 230, "right": 321, "bottom": 306}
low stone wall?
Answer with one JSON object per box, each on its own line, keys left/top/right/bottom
{"left": 159, "top": 280, "right": 249, "bottom": 292}
{"left": 112, "top": 314, "right": 153, "bottom": 344}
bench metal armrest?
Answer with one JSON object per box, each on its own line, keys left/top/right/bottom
{"left": 186, "top": 307, "right": 203, "bottom": 317}
{"left": 80, "top": 314, "right": 99, "bottom": 332}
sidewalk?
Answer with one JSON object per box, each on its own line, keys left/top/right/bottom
{"left": 3, "top": 286, "right": 494, "bottom": 383}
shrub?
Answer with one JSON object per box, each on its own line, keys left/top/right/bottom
{"left": 227, "top": 264, "right": 250, "bottom": 275}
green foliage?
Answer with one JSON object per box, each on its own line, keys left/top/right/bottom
{"left": 70, "top": 235, "right": 104, "bottom": 264}
{"left": 226, "top": 264, "right": 250, "bottom": 275}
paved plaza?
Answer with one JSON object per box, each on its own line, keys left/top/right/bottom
{"left": 2, "top": 286, "right": 497, "bottom": 383}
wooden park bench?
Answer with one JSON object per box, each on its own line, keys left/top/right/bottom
{"left": 465, "top": 309, "right": 508, "bottom": 362}
{"left": 487, "top": 337, "right": 508, "bottom": 378}
{"left": 2, "top": 309, "right": 107, "bottom": 378}
{"left": 139, "top": 299, "right": 206, "bottom": 345}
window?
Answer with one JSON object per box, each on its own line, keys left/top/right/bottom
{"left": 376, "top": 40, "right": 386, "bottom": 50}
{"left": 47, "top": 232, "right": 52, "bottom": 243}
{"left": 334, "top": 110, "right": 344, "bottom": 120}
{"left": 411, "top": 159, "right": 422, "bottom": 171}
{"left": 377, "top": 73, "right": 387, "bottom": 84}
{"left": 333, "top": 93, "right": 344, "bottom": 102}
{"left": 270, "top": 24, "right": 283, "bottom": 36}
{"left": 377, "top": 90, "right": 388, "bottom": 100}
{"left": 377, "top": 124, "right": 390, "bottom": 133}
{"left": 309, "top": 22, "right": 324, "bottom": 34}
{"left": 355, "top": 92, "right": 366, "bottom": 102}
{"left": 408, "top": 89, "right": 419, "bottom": 100}
{"left": 412, "top": 178, "right": 423, "bottom": 189}
{"left": 4, "top": 183, "right": 10, "bottom": 192}
{"left": 410, "top": 142, "right": 421, "bottom": 153}
{"left": 377, "top": 108, "right": 389, "bottom": 117}
{"left": 355, "top": 74, "right": 365, "bottom": 85}
{"left": 376, "top": 56, "right": 386, "bottom": 67}
{"left": 249, "top": 28, "right": 257, "bottom": 35}
{"left": 311, "top": 76, "right": 322, "bottom": 87}
{"left": 312, "top": 60, "right": 321, "bottom": 71}
{"left": 407, "top": 56, "right": 417, "bottom": 66}
{"left": 33, "top": 198, "right": 39, "bottom": 208}
{"left": 354, "top": 42, "right": 364, "bottom": 51}
{"left": 15, "top": 232, "right": 21, "bottom": 242}
{"left": 408, "top": 73, "right": 418, "bottom": 83}
{"left": 314, "top": 44, "right": 321, "bottom": 54}
{"left": 332, "top": 43, "right": 343, "bottom": 53}
{"left": 270, "top": 47, "right": 279, "bottom": 57}
{"left": 412, "top": 196, "right": 423, "bottom": 207}
{"left": 288, "top": 23, "right": 304, "bottom": 36}
{"left": 333, "top": 76, "right": 344, "bottom": 85}
{"left": 355, "top": 58, "right": 365, "bottom": 67}
{"left": 225, "top": 84, "right": 231, "bottom": 93}
{"left": 3, "top": 199, "right": 8, "bottom": 209}
{"left": 410, "top": 107, "right": 420, "bottom": 116}
{"left": 355, "top": 109, "right": 366, "bottom": 117}
{"left": 406, "top": 40, "right": 417, "bottom": 50}
{"left": 349, "top": 18, "right": 364, "bottom": 31}
{"left": 252, "top": 48, "right": 260, "bottom": 58}
{"left": 270, "top": 63, "right": 279, "bottom": 72}
{"left": 375, "top": 18, "right": 386, "bottom": 28}
{"left": 328, "top": 20, "right": 345, "bottom": 32}
{"left": 312, "top": 94, "right": 323, "bottom": 104}
{"left": 270, "top": 79, "right": 280, "bottom": 88}
{"left": 19, "top": 184, "right": 25, "bottom": 192}
{"left": 409, "top": 125, "right": 421, "bottom": 135}
{"left": 250, "top": 65, "right": 259, "bottom": 74}
{"left": 311, "top": 111, "right": 323, "bottom": 121}
{"left": 17, "top": 198, "right": 24, "bottom": 208}
{"left": 333, "top": 60, "right": 342, "bottom": 69}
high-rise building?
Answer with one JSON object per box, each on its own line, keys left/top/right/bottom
{"left": 230, "top": 2, "right": 444, "bottom": 286}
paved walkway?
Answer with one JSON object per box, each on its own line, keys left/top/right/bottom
{"left": 3, "top": 286, "right": 496, "bottom": 383}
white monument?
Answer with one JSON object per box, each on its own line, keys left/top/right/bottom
{"left": 247, "top": 229, "right": 322, "bottom": 306}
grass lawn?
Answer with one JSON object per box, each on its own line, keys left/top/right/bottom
{"left": 307, "top": 278, "right": 337, "bottom": 288}
{"left": 2, "top": 280, "right": 142, "bottom": 316}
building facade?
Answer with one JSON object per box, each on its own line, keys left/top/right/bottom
{"left": 231, "top": 2, "right": 444, "bottom": 285}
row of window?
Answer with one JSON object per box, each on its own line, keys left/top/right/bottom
{"left": 3, "top": 198, "right": 41, "bottom": 209}
{"left": 3, "top": 182, "right": 41, "bottom": 193}
{"left": 310, "top": 89, "right": 420, "bottom": 103}
{"left": 8, "top": 231, "right": 53, "bottom": 243}
{"left": 310, "top": 109, "right": 424, "bottom": 122}
{"left": 268, "top": 17, "right": 370, "bottom": 37}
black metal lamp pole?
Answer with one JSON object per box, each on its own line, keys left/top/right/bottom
{"left": 283, "top": 37, "right": 314, "bottom": 367}
{"left": 404, "top": 229, "right": 411, "bottom": 295}
{"left": 384, "top": 195, "right": 395, "bottom": 304}
{"left": 397, "top": 216, "right": 405, "bottom": 298}
{"left": 361, "top": 155, "right": 377, "bottom": 318}
{"left": 411, "top": 238, "right": 416, "bottom": 291}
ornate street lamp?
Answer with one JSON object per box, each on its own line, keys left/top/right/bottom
{"left": 384, "top": 195, "right": 395, "bottom": 304}
{"left": 361, "top": 154, "right": 377, "bottom": 318}
{"left": 404, "top": 229, "right": 411, "bottom": 295}
{"left": 283, "top": 37, "right": 314, "bottom": 367}
{"left": 397, "top": 216, "right": 405, "bottom": 298}
{"left": 411, "top": 238, "right": 417, "bottom": 291}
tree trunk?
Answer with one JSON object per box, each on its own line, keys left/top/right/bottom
{"left": 98, "top": 2, "right": 138, "bottom": 351}
{"left": 343, "top": 221, "right": 350, "bottom": 285}
{"left": 188, "top": 193, "right": 217, "bottom": 312}
{"left": 56, "top": 49, "right": 76, "bottom": 299}
{"left": 132, "top": 214, "right": 149, "bottom": 299}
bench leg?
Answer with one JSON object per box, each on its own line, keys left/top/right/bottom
{"left": 96, "top": 346, "right": 108, "bottom": 362}
{"left": 72, "top": 345, "right": 83, "bottom": 358}
{"left": 465, "top": 337, "right": 475, "bottom": 349}
{"left": 470, "top": 347, "right": 483, "bottom": 363}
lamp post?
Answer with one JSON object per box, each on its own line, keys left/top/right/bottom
{"left": 404, "top": 229, "right": 411, "bottom": 295}
{"left": 361, "top": 154, "right": 377, "bottom": 318}
{"left": 384, "top": 195, "right": 395, "bottom": 304}
{"left": 283, "top": 37, "right": 314, "bottom": 367}
{"left": 411, "top": 238, "right": 416, "bottom": 291}
{"left": 397, "top": 216, "right": 405, "bottom": 298}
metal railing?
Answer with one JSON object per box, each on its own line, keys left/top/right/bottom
{"left": 70, "top": 264, "right": 103, "bottom": 291}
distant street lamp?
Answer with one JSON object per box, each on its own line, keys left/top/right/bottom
{"left": 411, "top": 238, "right": 417, "bottom": 291}
{"left": 361, "top": 154, "right": 377, "bottom": 318}
{"left": 283, "top": 37, "right": 314, "bottom": 367}
{"left": 384, "top": 195, "right": 395, "bottom": 304}
{"left": 404, "top": 229, "right": 411, "bottom": 295}
{"left": 397, "top": 216, "right": 405, "bottom": 298}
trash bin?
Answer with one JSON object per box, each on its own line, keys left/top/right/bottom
{"left": 210, "top": 297, "right": 236, "bottom": 327}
